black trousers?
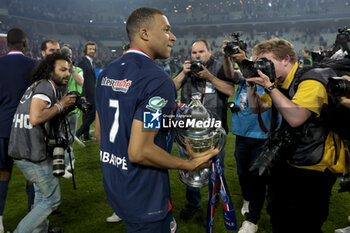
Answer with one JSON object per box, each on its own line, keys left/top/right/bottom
{"left": 235, "top": 136, "right": 267, "bottom": 224}
{"left": 76, "top": 105, "right": 95, "bottom": 139}
{"left": 267, "top": 162, "right": 336, "bottom": 233}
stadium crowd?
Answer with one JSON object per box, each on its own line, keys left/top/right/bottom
{"left": 2, "top": 0, "right": 350, "bottom": 26}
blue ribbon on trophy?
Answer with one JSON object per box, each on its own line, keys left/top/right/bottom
{"left": 206, "top": 156, "right": 237, "bottom": 233}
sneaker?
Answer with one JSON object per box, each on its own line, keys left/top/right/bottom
{"left": 241, "top": 200, "right": 249, "bottom": 216}
{"left": 106, "top": 212, "right": 122, "bottom": 223}
{"left": 84, "top": 136, "right": 96, "bottom": 142}
{"left": 66, "top": 160, "right": 75, "bottom": 171}
{"left": 62, "top": 170, "right": 72, "bottom": 179}
{"left": 335, "top": 226, "right": 350, "bottom": 233}
{"left": 238, "top": 221, "right": 258, "bottom": 233}
{"left": 48, "top": 227, "right": 63, "bottom": 233}
{"left": 180, "top": 205, "right": 202, "bottom": 221}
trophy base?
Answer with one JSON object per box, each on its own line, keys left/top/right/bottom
{"left": 178, "top": 169, "right": 209, "bottom": 188}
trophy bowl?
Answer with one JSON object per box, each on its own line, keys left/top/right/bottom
{"left": 174, "top": 94, "right": 226, "bottom": 188}
{"left": 176, "top": 127, "right": 226, "bottom": 188}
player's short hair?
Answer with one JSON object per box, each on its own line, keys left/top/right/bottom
{"left": 126, "top": 7, "right": 164, "bottom": 42}
{"left": 7, "top": 28, "right": 27, "bottom": 46}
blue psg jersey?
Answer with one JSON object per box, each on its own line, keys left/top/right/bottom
{"left": 95, "top": 50, "right": 177, "bottom": 223}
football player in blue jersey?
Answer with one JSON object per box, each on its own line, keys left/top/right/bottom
{"left": 95, "top": 7, "right": 218, "bottom": 233}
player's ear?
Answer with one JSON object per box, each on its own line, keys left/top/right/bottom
{"left": 139, "top": 28, "right": 149, "bottom": 41}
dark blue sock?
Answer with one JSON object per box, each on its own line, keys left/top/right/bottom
{"left": 0, "top": 181, "right": 9, "bottom": 215}
{"left": 26, "top": 184, "right": 34, "bottom": 212}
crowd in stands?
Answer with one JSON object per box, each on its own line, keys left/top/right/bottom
{"left": 2, "top": 0, "right": 350, "bottom": 26}
{"left": 0, "top": 20, "right": 344, "bottom": 77}
{"left": 0, "top": 0, "right": 349, "bottom": 75}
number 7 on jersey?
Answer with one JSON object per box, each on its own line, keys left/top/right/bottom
{"left": 109, "top": 99, "right": 119, "bottom": 143}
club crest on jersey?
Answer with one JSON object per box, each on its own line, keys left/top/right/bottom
{"left": 146, "top": 96, "right": 168, "bottom": 112}
{"left": 101, "top": 77, "right": 132, "bottom": 93}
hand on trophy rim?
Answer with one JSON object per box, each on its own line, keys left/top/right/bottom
{"left": 185, "top": 144, "right": 220, "bottom": 171}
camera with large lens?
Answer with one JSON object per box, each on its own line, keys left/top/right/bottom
{"left": 224, "top": 33, "right": 248, "bottom": 56}
{"left": 190, "top": 59, "right": 204, "bottom": 73}
{"left": 327, "top": 77, "right": 350, "bottom": 96}
{"left": 240, "top": 57, "right": 277, "bottom": 83}
{"left": 333, "top": 26, "right": 350, "bottom": 56}
{"left": 249, "top": 128, "right": 295, "bottom": 176}
{"left": 227, "top": 101, "right": 240, "bottom": 113}
{"left": 312, "top": 26, "right": 350, "bottom": 62}
{"left": 67, "top": 91, "right": 92, "bottom": 113}
{"left": 47, "top": 137, "right": 67, "bottom": 177}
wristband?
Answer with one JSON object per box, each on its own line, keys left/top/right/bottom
{"left": 54, "top": 102, "right": 64, "bottom": 113}
{"left": 264, "top": 84, "right": 276, "bottom": 94}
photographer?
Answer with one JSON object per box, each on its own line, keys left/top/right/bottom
{"left": 8, "top": 53, "right": 76, "bottom": 233}
{"left": 222, "top": 42, "right": 275, "bottom": 233}
{"left": 173, "top": 39, "right": 234, "bottom": 220}
{"left": 245, "top": 38, "right": 349, "bottom": 233}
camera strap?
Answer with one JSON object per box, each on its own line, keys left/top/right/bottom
{"left": 201, "top": 84, "right": 206, "bottom": 103}
{"left": 257, "top": 91, "right": 279, "bottom": 134}
{"left": 257, "top": 98, "right": 270, "bottom": 134}
{"left": 206, "top": 156, "right": 237, "bottom": 233}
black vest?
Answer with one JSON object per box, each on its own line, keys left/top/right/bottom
{"left": 279, "top": 68, "right": 336, "bottom": 166}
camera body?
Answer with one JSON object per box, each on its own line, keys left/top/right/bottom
{"left": 240, "top": 57, "right": 277, "bottom": 83}
{"left": 47, "top": 136, "right": 67, "bottom": 176}
{"left": 224, "top": 33, "right": 247, "bottom": 56}
{"left": 313, "top": 26, "right": 350, "bottom": 62}
{"left": 227, "top": 101, "right": 240, "bottom": 113}
{"left": 249, "top": 129, "right": 295, "bottom": 176}
{"left": 327, "top": 77, "right": 350, "bottom": 96}
{"left": 333, "top": 26, "right": 350, "bottom": 55}
{"left": 67, "top": 91, "right": 92, "bottom": 113}
{"left": 190, "top": 59, "right": 204, "bottom": 73}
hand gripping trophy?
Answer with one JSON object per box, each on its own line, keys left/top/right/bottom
{"left": 174, "top": 93, "right": 238, "bottom": 232}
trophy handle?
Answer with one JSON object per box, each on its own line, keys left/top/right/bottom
{"left": 215, "top": 127, "right": 226, "bottom": 152}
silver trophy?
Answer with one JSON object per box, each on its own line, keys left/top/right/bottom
{"left": 174, "top": 94, "right": 226, "bottom": 188}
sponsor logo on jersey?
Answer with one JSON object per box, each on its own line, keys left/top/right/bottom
{"left": 101, "top": 77, "right": 132, "bottom": 93}
{"left": 146, "top": 96, "right": 168, "bottom": 112}
{"left": 143, "top": 110, "right": 161, "bottom": 129}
